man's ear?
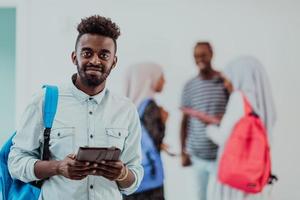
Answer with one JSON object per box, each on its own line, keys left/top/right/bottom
{"left": 71, "top": 51, "right": 78, "bottom": 65}
{"left": 112, "top": 56, "right": 118, "bottom": 69}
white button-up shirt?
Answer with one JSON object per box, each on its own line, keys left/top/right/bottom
{"left": 8, "top": 81, "right": 143, "bottom": 200}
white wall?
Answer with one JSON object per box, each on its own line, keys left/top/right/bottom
{"left": 9, "top": 0, "right": 300, "bottom": 199}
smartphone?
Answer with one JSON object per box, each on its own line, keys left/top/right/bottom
{"left": 76, "top": 146, "right": 121, "bottom": 163}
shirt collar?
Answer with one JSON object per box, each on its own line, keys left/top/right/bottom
{"left": 69, "top": 74, "right": 106, "bottom": 104}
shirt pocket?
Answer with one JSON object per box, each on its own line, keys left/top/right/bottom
{"left": 49, "top": 127, "right": 75, "bottom": 160}
{"left": 105, "top": 128, "right": 129, "bottom": 151}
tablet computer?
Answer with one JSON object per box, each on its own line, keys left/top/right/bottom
{"left": 76, "top": 147, "right": 121, "bottom": 163}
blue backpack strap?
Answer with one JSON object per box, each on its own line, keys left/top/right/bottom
{"left": 42, "top": 85, "right": 59, "bottom": 128}
{"left": 39, "top": 85, "right": 58, "bottom": 166}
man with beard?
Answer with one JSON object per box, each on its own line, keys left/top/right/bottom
{"left": 8, "top": 15, "right": 143, "bottom": 200}
{"left": 180, "top": 42, "right": 228, "bottom": 200}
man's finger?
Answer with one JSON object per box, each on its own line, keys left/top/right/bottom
{"left": 99, "top": 161, "right": 123, "bottom": 169}
{"left": 70, "top": 166, "right": 93, "bottom": 172}
{"left": 69, "top": 170, "right": 89, "bottom": 178}
{"left": 67, "top": 154, "right": 76, "bottom": 159}
{"left": 68, "top": 160, "right": 90, "bottom": 167}
{"left": 73, "top": 160, "right": 90, "bottom": 167}
{"left": 96, "top": 166, "right": 119, "bottom": 175}
{"left": 98, "top": 170, "right": 117, "bottom": 180}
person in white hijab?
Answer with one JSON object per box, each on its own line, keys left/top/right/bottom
{"left": 222, "top": 56, "right": 276, "bottom": 135}
{"left": 124, "top": 62, "right": 165, "bottom": 107}
{"left": 124, "top": 62, "right": 169, "bottom": 200}
{"left": 205, "top": 56, "right": 277, "bottom": 200}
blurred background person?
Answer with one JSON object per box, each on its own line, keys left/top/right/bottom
{"left": 124, "top": 62, "right": 169, "bottom": 200}
{"left": 180, "top": 42, "right": 229, "bottom": 200}
{"left": 205, "top": 56, "right": 277, "bottom": 200}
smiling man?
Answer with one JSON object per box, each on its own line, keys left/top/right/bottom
{"left": 180, "top": 42, "right": 228, "bottom": 200}
{"left": 8, "top": 15, "right": 143, "bottom": 200}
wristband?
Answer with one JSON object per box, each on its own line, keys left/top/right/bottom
{"left": 116, "top": 166, "right": 128, "bottom": 182}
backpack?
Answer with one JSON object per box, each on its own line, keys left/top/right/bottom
{"left": 218, "top": 92, "right": 276, "bottom": 193}
{"left": 0, "top": 85, "right": 58, "bottom": 200}
{"left": 135, "top": 99, "right": 164, "bottom": 193}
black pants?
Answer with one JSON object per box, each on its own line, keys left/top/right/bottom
{"left": 123, "top": 186, "right": 164, "bottom": 200}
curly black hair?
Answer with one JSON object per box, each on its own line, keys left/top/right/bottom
{"left": 75, "top": 15, "right": 121, "bottom": 53}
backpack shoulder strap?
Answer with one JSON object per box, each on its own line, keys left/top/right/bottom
{"left": 138, "top": 98, "right": 153, "bottom": 118}
{"left": 239, "top": 91, "right": 261, "bottom": 118}
{"left": 31, "top": 85, "right": 59, "bottom": 188}
{"left": 42, "top": 85, "right": 59, "bottom": 128}
{"left": 41, "top": 85, "right": 58, "bottom": 161}
{"left": 138, "top": 98, "right": 159, "bottom": 158}
{"left": 238, "top": 91, "right": 253, "bottom": 115}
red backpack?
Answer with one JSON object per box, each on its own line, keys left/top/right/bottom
{"left": 218, "top": 93, "right": 276, "bottom": 193}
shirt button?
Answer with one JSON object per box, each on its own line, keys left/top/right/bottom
{"left": 90, "top": 134, "right": 93, "bottom": 139}
{"left": 90, "top": 185, "right": 93, "bottom": 189}
{"left": 89, "top": 111, "right": 93, "bottom": 115}
{"left": 89, "top": 97, "right": 93, "bottom": 100}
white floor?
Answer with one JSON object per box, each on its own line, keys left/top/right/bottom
{"left": 163, "top": 152, "right": 198, "bottom": 200}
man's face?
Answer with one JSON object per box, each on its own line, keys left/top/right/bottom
{"left": 72, "top": 34, "right": 117, "bottom": 87}
{"left": 194, "top": 44, "right": 213, "bottom": 72}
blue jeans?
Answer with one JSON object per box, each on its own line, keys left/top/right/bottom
{"left": 191, "top": 156, "right": 216, "bottom": 200}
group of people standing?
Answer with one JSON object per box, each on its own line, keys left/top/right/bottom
{"left": 124, "top": 41, "right": 276, "bottom": 200}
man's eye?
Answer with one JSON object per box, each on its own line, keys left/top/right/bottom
{"left": 100, "top": 53, "right": 110, "bottom": 60}
{"left": 81, "top": 51, "right": 92, "bottom": 58}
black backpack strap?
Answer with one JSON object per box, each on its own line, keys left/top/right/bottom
{"left": 42, "top": 128, "right": 52, "bottom": 160}
{"left": 145, "top": 151, "right": 156, "bottom": 178}
{"left": 268, "top": 173, "right": 278, "bottom": 185}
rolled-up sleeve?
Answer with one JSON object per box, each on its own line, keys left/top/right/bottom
{"left": 8, "top": 92, "right": 44, "bottom": 183}
{"left": 119, "top": 104, "right": 143, "bottom": 195}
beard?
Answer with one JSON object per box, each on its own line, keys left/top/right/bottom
{"left": 77, "top": 64, "right": 112, "bottom": 87}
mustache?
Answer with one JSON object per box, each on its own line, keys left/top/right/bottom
{"left": 85, "top": 64, "right": 105, "bottom": 72}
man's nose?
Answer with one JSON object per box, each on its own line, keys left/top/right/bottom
{"left": 90, "top": 55, "right": 101, "bottom": 65}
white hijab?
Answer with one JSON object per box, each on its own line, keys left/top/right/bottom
{"left": 224, "top": 56, "right": 277, "bottom": 135}
{"left": 125, "top": 62, "right": 164, "bottom": 106}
